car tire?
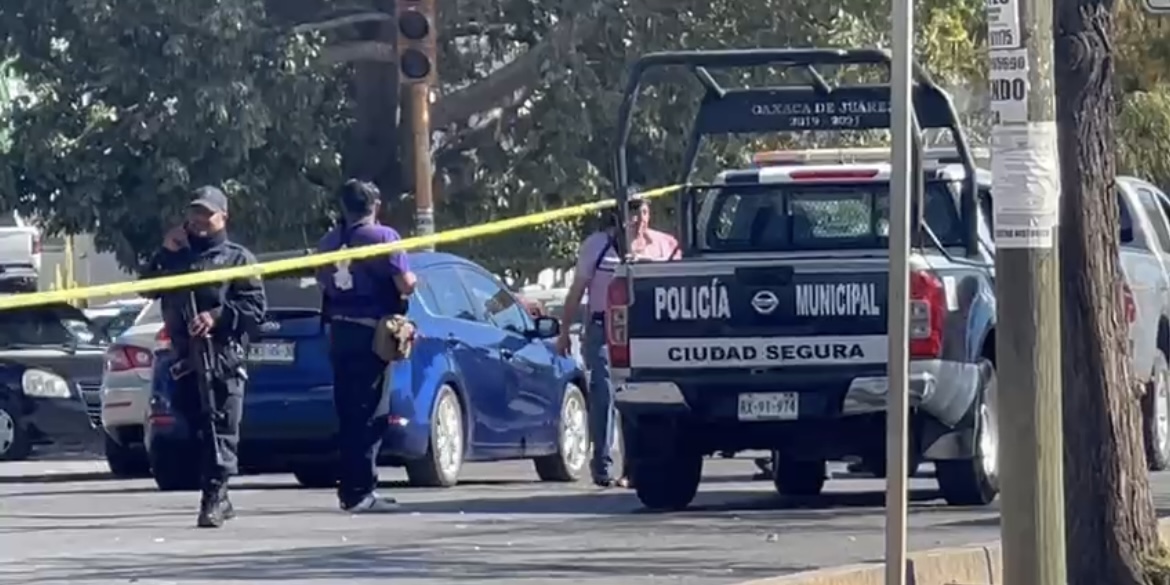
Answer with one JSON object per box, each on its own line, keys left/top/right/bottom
{"left": 936, "top": 359, "right": 1000, "bottom": 506}
{"left": 534, "top": 383, "right": 589, "bottom": 482}
{"left": 104, "top": 434, "right": 151, "bottom": 478}
{"left": 772, "top": 457, "right": 827, "bottom": 497}
{"left": 406, "top": 385, "right": 464, "bottom": 488}
{"left": 149, "top": 443, "right": 201, "bottom": 492}
{"left": 629, "top": 418, "right": 703, "bottom": 511}
{"left": 0, "top": 394, "right": 31, "bottom": 462}
{"left": 293, "top": 464, "right": 339, "bottom": 488}
{"left": 1143, "top": 349, "right": 1170, "bottom": 471}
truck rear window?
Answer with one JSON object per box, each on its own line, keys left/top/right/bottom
{"left": 699, "top": 182, "right": 964, "bottom": 252}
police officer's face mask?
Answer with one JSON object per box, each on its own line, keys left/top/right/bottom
{"left": 185, "top": 206, "right": 225, "bottom": 238}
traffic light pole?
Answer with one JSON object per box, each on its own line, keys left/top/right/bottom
{"left": 986, "top": 0, "right": 1066, "bottom": 579}
{"left": 408, "top": 82, "right": 435, "bottom": 245}
{"left": 396, "top": 0, "right": 437, "bottom": 248}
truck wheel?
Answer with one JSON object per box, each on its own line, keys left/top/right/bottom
{"left": 104, "top": 434, "right": 151, "bottom": 478}
{"left": 936, "top": 359, "right": 1000, "bottom": 506}
{"left": 772, "top": 456, "right": 827, "bottom": 497}
{"left": 1143, "top": 349, "right": 1170, "bottom": 471}
{"left": 629, "top": 418, "right": 702, "bottom": 511}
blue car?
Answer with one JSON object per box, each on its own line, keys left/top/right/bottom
{"left": 144, "top": 251, "right": 591, "bottom": 491}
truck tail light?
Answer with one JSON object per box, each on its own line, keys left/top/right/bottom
{"left": 606, "top": 276, "right": 630, "bottom": 368}
{"left": 1121, "top": 281, "right": 1137, "bottom": 325}
{"left": 909, "top": 270, "right": 945, "bottom": 359}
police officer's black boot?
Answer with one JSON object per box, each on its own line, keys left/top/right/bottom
{"left": 196, "top": 481, "right": 234, "bottom": 528}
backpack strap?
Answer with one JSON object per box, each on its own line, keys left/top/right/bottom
{"left": 592, "top": 233, "right": 617, "bottom": 273}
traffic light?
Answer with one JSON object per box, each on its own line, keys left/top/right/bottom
{"left": 396, "top": 0, "right": 437, "bottom": 84}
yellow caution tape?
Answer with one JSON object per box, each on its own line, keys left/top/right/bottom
{"left": 0, "top": 185, "right": 682, "bottom": 310}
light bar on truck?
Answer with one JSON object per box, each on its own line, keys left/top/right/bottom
{"left": 751, "top": 146, "right": 991, "bottom": 168}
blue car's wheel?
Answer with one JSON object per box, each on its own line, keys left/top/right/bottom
{"left": 406, "top": 385, "right": 464, "bottom": 488}
{"left": 534, "top": 383, "right": 589, "bottom": 482}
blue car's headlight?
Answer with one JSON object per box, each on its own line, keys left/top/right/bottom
{"left": 22, "top": 369, "right": 72, "bottom": 399}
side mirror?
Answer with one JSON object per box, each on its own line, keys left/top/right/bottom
{"left": 1121, "top": 225, "right": 1135, "bottom": 244}
{"left": 530, "top": 316, "right": 561, "bottom": 339}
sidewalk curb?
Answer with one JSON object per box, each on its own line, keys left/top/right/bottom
{"left": 733, "top": 517, "right": 1170, "bottom": 585}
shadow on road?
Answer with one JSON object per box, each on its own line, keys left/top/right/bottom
{"left": 11, "top": 542, "right": 818, "bottom": 583}
{"left": 399, "top": 487, "right": 944, "bottom": 517}
{"left": 0, "top": 475, "right": 552, "bottom": 498}
{"left": 0, "top": 471, "right": 113, "bottom": 485}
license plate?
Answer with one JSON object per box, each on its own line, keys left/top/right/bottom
{"left": 737, "top": 392, "right": 799, "bottom": 421}
{"left": 248, "top": 342, "right": 295, "bottom": 364}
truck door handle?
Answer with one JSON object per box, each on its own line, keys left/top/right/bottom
{"left": 445, "top": 334, "right": 463, "bottom": 347}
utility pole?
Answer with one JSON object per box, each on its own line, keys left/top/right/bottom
{"left": 396, "top": 0, "right": 437, "bottom": 247}
{"left": 986, "top": 0, "right": 1066, "bottom": 580}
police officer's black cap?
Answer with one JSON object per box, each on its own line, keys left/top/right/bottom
{"left": 189, "top": 186, "right": 229, "bottom": 215}
{"left": 338, "top": 179, "right": 380, "bottom": 214}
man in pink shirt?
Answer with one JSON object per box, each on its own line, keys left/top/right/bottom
{"left": 556, "top": 193, "right": 678, "bottom": 487}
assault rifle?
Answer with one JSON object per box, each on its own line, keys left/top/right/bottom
{"left": 186, "top": 292, "right": 225, "bottom": 467}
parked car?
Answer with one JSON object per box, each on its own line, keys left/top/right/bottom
{"left": 1114, "top": 177, "right": 1170, "bottom": 470}
{"left": 144, "top": 251, "right": 590, "bottom": 491}
{"left": 0, "top": 302, "right": 110, "bottom": 461}
{"left": 0, "top": 265, "right": 37, "bottom": 294}
{"left": 84, "top": 299, "right": 150, "bottom": 340}
{"left": 0, "top": 210, "right": 41, "bottom": 276}
{"left": 978, "top": 176, "right": 1170, "bottom": 472}
{"left": 99, "top": 299, "right": 167, "bottom": 477}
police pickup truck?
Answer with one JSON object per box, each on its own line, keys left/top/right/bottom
{"left": 606, "top": 48, "right": 998, "bottom": 511}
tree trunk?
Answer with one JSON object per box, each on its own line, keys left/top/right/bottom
{"left": 1056, "top": 0, "right": 1163, "bottom": 582}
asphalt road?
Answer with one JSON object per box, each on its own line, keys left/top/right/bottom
{"left": 3, "top": 458, "right": 1170, "bottom": 585}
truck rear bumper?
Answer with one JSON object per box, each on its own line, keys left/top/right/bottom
{"left": 615, "top": 359, "right": 979, "bottom": 428}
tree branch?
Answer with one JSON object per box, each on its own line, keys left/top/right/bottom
{"left": 430, "top": 7, "right": 600, "bottom": 129}
{"left": 292, "top": 11, "right": 392, "bottom": 34}
{"left": 322, "top": 41, "right": 394, "bottom": 64}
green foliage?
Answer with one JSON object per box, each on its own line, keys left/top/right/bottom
{"left": 437, "top": 0, "right": 989, "bottom": 274}
{"left": 1119, "top": 87, "right": 1170, "bottom": 188}
{"left": 0, "top": 0, "right": 990, "bottom": 277}
{"left": 0, "top": 0, "right": 348, "bottom": 268}
{"left": 1115, "top": 0, "right": 1170, "bottom": 191}
{"left": 0, "top": 58, "right": 12, "bottom": 153}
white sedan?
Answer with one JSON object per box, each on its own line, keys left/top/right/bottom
{"left": 99, "top": 300, "right": 166, "bottom": 477}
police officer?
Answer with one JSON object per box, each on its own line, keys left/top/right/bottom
{"left": 317, "top": 179, "right": 417, "bottom": 513}
{"left": 141, "top": 186, "right": 266, "bottom": 528}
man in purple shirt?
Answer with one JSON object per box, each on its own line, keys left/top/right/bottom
{"left": 317, "top": 179, "right": 417, "bottom": 513}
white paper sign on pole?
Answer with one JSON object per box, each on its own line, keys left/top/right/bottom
{"left": 989, "top": 48, "right": 1029, "bottom": 124}
{"left": 991, "top": 122, "right": 1061, "bottom": 249}
{"left": 986, "top": 0, "right": 1022, "bottom": 49}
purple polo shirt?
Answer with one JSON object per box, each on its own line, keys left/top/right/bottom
{"left": 317, "top": 221, "right": 410, "bottom": 319}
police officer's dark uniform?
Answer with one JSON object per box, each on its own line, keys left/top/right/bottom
{"left": 141, "top": 187, "right": 266, "bottom": 527}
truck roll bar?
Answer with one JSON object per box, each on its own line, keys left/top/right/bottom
{"left": 610, "top": 47, "right": 980, "bottom": 258}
